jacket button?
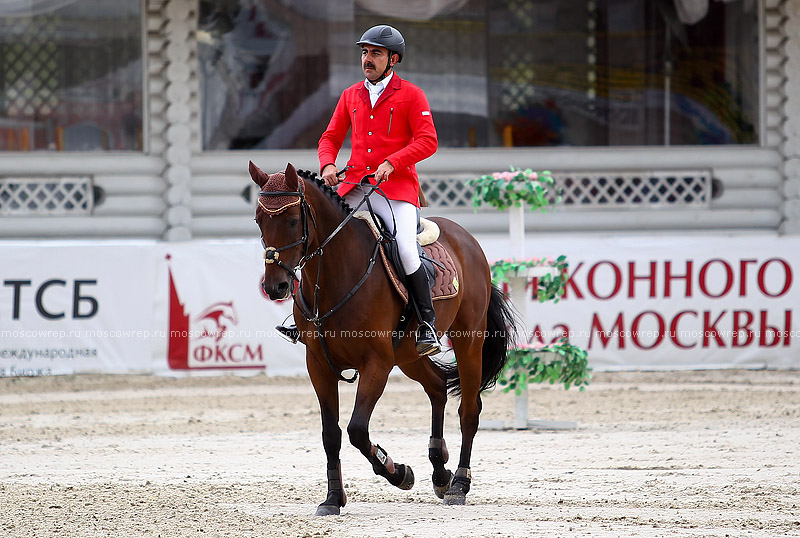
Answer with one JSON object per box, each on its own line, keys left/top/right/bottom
{"left": 368, "top": 131, "right": 372, "bottom": 135}
{"left": 366, "top": 166, "right": 371, "bottom": 170}
{"left": 370, "top": 115, "right": 374, "bottom": 119}
{"left": 367, "top": 148, "right": 372, "bottom": 153}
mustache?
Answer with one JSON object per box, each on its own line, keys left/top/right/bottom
{"left": 364, "top": 62, "right": 376, "bottom": 69}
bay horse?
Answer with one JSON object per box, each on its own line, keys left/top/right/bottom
{"left": 250, "top": 162, "right": 516, "bottom": 515}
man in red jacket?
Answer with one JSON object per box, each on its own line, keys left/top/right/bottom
{"left": 318, "top": 24, "right": 441, "bottom": 356}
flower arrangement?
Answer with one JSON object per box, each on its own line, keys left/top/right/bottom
{"left": 498, "top": 339, "right": 591, "bottom": 394}
{"left": 468, "top": 167, "right": 559, "bottom": 212}
{"left": 491, "top": 258, "right": 592, "bottom": 393}
{"left": 490, "top": 255, "right": 568, "bottom": 303}
{"left": 473, "top": 166, "right": 590, "bottom": 394}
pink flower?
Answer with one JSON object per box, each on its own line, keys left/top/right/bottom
{"left": 491, "top": 171, "right": 516, "bottom": 181}
{"left": 487, "top": 170, "right": 542, "bottom": 183}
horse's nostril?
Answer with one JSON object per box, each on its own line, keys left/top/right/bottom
{"left": 277, "top": 281, "right": 289, "bottom": 293}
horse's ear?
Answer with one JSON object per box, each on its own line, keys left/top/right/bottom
{"left": 249, "top": 161, "right": 268, "bottom": 187}
{"left": 285, "top": 163, "right": 299, "bottom": 190}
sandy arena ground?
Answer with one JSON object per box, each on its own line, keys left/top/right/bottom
{"left": 1, "top": 369, "right": 799, "bottom": 538}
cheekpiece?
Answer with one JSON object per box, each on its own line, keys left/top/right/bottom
{"left": 258, "top": 171, "right": 301, "bottom": 215}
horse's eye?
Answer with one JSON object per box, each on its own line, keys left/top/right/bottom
{"left": 288, "top": 218, "right": 299, "bottom": 228}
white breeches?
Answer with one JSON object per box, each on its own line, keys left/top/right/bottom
{"left": 345, "top": 188, "right": 420, "bottom": 274}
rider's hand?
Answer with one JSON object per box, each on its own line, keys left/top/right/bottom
{"left": 375, "top": 160, "right": 394, "bottom": 182}
{"left": 321, "top": 164, "right": 339, "bottom": 186}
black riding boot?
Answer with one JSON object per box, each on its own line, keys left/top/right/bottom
{"left": 406, "top": 266, "right": 441, "bottom": 356}
{"left": 276, "top": 324, "right": 300, "bottom": 344}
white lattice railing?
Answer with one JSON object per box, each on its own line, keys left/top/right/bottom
{"left": 0, "top": 177, "right": 93, "bottom": 216}
{"left": 420, "top": 170, "right": 711, "bottom": 210}
{"left": 420, "top": 174, "right": 475, "bottom": 208}
{"left": 555, "top": 170, "right": 711, "bottom": 209}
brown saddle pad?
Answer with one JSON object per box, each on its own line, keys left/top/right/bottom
{"left": 354, "top": 214, "right": 459, "bottom": 304}
{"left": 389, "top": 241, "right": 460, "bottom": 304}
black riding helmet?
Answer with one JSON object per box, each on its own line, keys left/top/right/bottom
{"left": 357, "top": 25, "right": 405, "bottom": 81}
{"left": 356, "top": 24, "right": 405, "bottom": 62}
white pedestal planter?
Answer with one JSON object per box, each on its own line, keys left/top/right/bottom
{"left": 480, "top": 203, "right": 577, "bottom": 431}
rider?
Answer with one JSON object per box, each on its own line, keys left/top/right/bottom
{"left": 278, "top": 24, "right": 441, "bottom": 356}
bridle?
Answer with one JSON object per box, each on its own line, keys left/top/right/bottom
{"left": 258, "top": 173, "right": 386, "bottom": 383}
{"left": 259, "top": 177, "right": 313, "bottom": 290}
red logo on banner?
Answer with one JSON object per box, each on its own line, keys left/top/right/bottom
{"left": 195, "top": 302, "right": 239, "bottom": 343}
{"left": 166, "top": 254, "right": 264, "bottom": 370}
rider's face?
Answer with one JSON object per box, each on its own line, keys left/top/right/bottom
{"left": 361, "top": 45, "right": 395, "bottom": 82}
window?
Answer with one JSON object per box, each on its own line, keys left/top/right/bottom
{"left": 198, "top": 0, "right": 759, "bottom": 150}
{"left": 0, "top": 0, "right": 144, "bottom": 152}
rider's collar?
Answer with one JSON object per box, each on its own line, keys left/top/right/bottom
{"left": 364, "top": 70, "right": 393, "bottom": 91}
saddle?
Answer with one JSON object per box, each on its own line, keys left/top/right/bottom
{"left": 353, "top": 212, "right": 459, "bottom": 304}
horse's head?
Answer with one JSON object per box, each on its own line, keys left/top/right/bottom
{"left": 251, "top": 161, "right": 308, "bottom": 301}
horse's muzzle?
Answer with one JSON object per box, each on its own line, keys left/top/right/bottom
{"left": 263, "top": 279, "right": 291, "bottom": 301}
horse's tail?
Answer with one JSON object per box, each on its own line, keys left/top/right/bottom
{"left": 441, "top": 284, "right": 517, "bottom": 397}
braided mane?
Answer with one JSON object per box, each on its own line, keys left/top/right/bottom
{"left": 296, "top": 168, "right": 352, "bottom": 215}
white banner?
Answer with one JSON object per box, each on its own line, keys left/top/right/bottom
{"left": 477, "top": 234, "right": 800, "bottom": 370}
{"left": 2, "top": 234, "right": 799, "bottom": 377}
{"left": 0, "top": 241, "right": 158, "bottom": 376}
{"left": 152, "top": 241, "right": 301, "bottom": 376}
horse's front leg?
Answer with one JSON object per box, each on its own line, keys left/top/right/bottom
{"left": 347, "top": 364, "right": 415, "bottom": 490}
{"left": 307, "top": 352, "right": 346, "bottom": 516}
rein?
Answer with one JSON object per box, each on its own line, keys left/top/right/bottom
{"left": 259, "top": 174, "right": 386, "bottom": 383}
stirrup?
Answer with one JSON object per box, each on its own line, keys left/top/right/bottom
{"left": 276, "top": 324, "right": 300, "bottom": 344}
{"left": 415, "top": 321, "right": 441, "bottom": 356}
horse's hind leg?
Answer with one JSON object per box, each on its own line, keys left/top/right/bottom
{"left": 307, "top": 353, "right": 346, "bottom": 516}
{"left": 445, "top": 336, "right": 484, "bottom": 505}
{"left": 348, "top": 364, "right": 415, "bottom": 491}
{"left": 399, "top": 358, "right": 453, "bottom": 498}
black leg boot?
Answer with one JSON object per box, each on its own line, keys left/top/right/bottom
{"left": 406, "top": 266, "right": 441, "bottom": 356}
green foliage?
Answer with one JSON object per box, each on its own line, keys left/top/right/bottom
{"left": 498, "top": 340, "right": 592, "bottom": 394}
{"left": 468, "top": 167, "right": 559, "bottom": 212}
{"left": 473, "top": 166, "right": 589, "bottom": 393}
{"left": 490, "top": 255, "right": 568, "bottom": 303}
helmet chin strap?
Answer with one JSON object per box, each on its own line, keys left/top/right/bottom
{"left": 367, "top": 54, "right": 397, "bottom": 84}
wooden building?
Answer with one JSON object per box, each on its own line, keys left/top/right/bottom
{"left": 0, "top": 0, "right": 798, "bottom": 240}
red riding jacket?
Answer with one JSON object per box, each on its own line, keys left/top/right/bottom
{"left": 318, "top": 74, "right": 438, "bottom": 207}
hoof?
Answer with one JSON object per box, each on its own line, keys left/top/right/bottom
{"left": 315, "top": 504, "right": 341, "bottom": 516}
{"left": 443, "top": 492, "right": 466, "bottom": 505}
{"left": 397, "top": 464, "right": 415, "bottom": 490}
{"left": 433, "top": 470, "right": 453, "bottom": 499}
{"left": 443, "top": 478, "right": 469, "bottom": 506}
